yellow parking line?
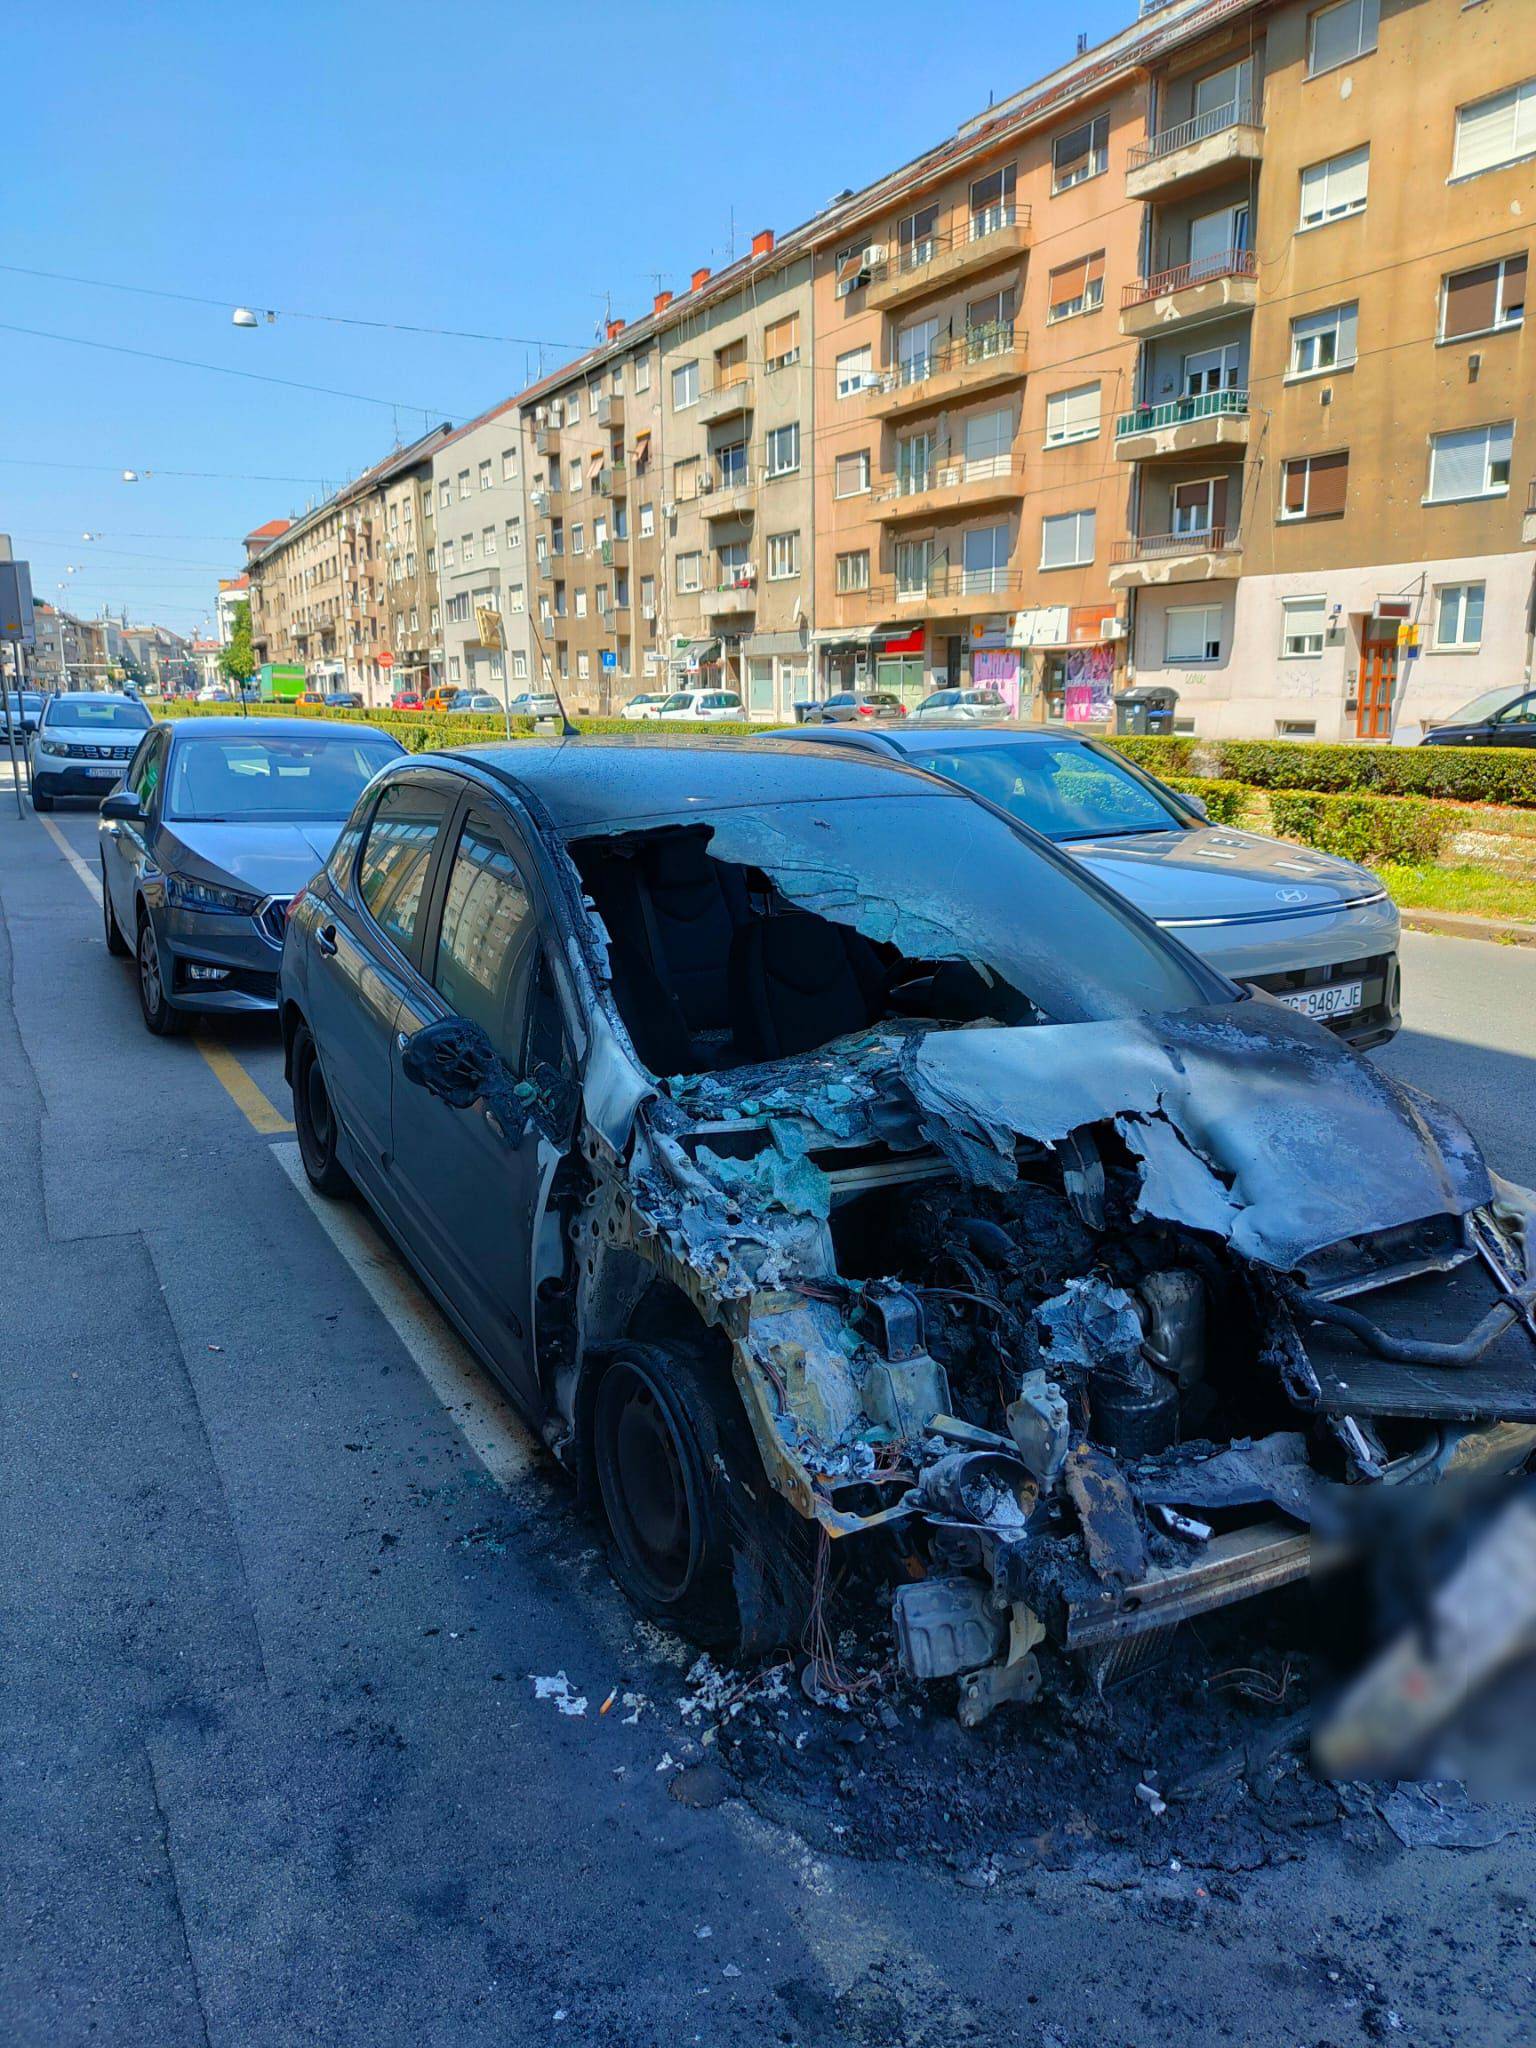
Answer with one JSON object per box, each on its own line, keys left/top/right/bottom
{"left": 193, "top": 1030, "right": 294, "bottom": 1135}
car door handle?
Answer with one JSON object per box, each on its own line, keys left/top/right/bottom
{"left": 316, "top": 924, "right": 338, "bottom": 957}
{"left": 396, "top": 1032, "right": 409, "bottom": 1052}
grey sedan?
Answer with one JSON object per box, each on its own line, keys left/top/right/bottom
{"left": 99, "top": 717, "right": 404, "bottom": 1034}
{"left": 780, "top": 722, "right": 1401, "bottom": 1048}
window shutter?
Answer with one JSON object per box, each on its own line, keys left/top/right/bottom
{"left": 1330, "top": 147, "right": 1369, "bottom": 211}
{"left": 764, "top": 315, "right": 798, "bottom": 363}
{"left": 1429, "top": 427, "right": 1488, "bottom": 501}
{"left": 1283, "top": 461, "right": 1307, "bottom": 514}
{"left": 1307, "top": 450, "right": 1349, "bottom": 516}
{"left": 1443, "top": 262, "right": 1500, "bottom": 338}
{"left": 1209, "top": 477, "right": 1230, "bottom": 531}
{"left": 1504, "top": 252, "right": 1527, "bottom": 316}
{"left": 1085, "top": 251, "right": 1106, "bottom": 290}
{"left": 1051, "top": 256, "right": 1089, "bottom": 305}
{"left": 1454, "top": 83, "right": 1533, "bottom": 178}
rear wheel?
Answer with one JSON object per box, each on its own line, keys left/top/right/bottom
{"left": 136, "top": 912, "right": 185, "bottom": 1036}
{"left": 292, "top": 1021, "right": 350, "bottom": 1195}
{"left": 102, "top": 861, "right": 129, "bottom": 955}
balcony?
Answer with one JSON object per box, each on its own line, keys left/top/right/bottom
{"left": 1108, "top": 526, "right": 1243, "bottom": 589}
{"left": 598, "top": 461, "right": 627, "bottom": 498}
{"left": 534, "top": 425, "right": 560, "bottom": 455}
{"left": 1120, "top": 248, "right": 1258, "bottom": 337}
{"left": 697, "top": 374, "right": 754, "bottom": 426}
{"left": 872, "top": 325, "right": 1026, "bottom": 417}
{"left": 702, "top": 575, "right": 757, "bottom": 618}
{"left": 600, "top": 537, "right": 629, "bottom": 567}
{"left": 530, "top": 486, "right": 563, "bottom": 515}
{"left": 890, "top": 563, "right": 1022, "bottom": 622}
{"left": 1126, "top": 100, "right": 1264, "bottom": 201}
{"left": 866, "top": 205, "right": 1032, "bottom": 311}
{"left": 595, "top": 394, "right": 623, "bottom": 430}
{"left": 1114, "top": 388, "right": 1250, "bottom": 461}
{"left": 698, "top": 470, "right": 755, "bottom": 522}
{"left": 873, "top": 454, "right": 1024, "bottom": 525}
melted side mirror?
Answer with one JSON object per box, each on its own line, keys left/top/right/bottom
{"left": 400, "top": 1017, "right": 497, "bottom": 1107}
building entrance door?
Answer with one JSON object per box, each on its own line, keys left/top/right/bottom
{"left": 1358, "top": 636, "right": 1397, "bottom": 738}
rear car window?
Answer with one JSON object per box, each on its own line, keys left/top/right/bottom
{"left": 357, "top": 784, "right": 454, "bottom": 953}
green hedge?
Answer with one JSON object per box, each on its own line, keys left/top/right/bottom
{"left": 1212, "top": 738, "right": 1536, "bottom": 809}
{"left": 1105, "top": 734, "right": 1195, "bottom": 776}
{"left": 1266, "top": 789, "right": 1451, "bottom": 866}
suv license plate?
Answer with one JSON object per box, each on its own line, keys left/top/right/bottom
{"left": 89, "top": 764, "right": 121, "bottom": 777}
{"left": 1278, "top": 980, "right": 1363, "bottom": 1022}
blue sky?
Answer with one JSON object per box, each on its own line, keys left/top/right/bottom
{"left": 5, "top": 0, "right": 1133, "bottom": 634}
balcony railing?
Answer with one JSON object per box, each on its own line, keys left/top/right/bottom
{"left": 1111, "top": 526, "right": 1240, "bottom": 563}
{"left": 1128, "top": 98, "right": 1260, "bottom": 172}
{"left": 892, "top": 562, "right": 1019, "bottom": 604}
{"left": 869, "top": 203, "right": 1033, "bottom": 286}
{"left": 891, "top": 322, "right": 1021, "bottom": 390}
{"left": 1114, "top": 387, "right": 1250, "bottom": 438}
{"left": 881, "top": 452, "right": 1021, "bottom": 502}
{"left": 1123, "top": 246, "right": 1257, "bottom": 308}
{"left": 598, "top": 462, "right": 627, "bottom": 497}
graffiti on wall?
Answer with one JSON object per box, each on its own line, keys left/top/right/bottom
{"left": 1064, "top": 642, "right": 1116, "bottom": 724}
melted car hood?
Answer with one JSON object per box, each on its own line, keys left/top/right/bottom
{"left": 1061, "top": 826, "right": 1379, "bottom": 923}
{"left": 908, "top": 1001, "right": 1491, "bottom": 1271}
{"left": 161, "top": 820, "right": 339, "bottom": 895}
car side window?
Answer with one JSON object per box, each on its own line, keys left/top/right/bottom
{"left": 1496, "top": 695, "right": 1536, "bottom": 726}
{"left": 357, "top": 782, "right": 453, "bottom": 954}
{"left": 326, "top": 787, "right": 377, "bottom": 891}
{"left": 432, "top": 810, "right": 540, "bottom": 1064}
{"left": 132, "top": 731, "right": 167, "bottom": 809}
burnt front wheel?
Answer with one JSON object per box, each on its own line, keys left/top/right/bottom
{"left": 291, "top": 1021, "right": 350, "bottom": 1196}
{"left": 592, "top": 1346, "right": 751, "bottom": 1650}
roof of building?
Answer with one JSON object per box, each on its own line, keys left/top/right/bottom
{"left": 244, "top": 519, "right": 291, "bottom": 543}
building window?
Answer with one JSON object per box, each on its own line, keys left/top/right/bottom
{"left": 969, "top": 162, "right": 1016, "bottom": 237}
{"left": 765, "top": 422, "right": 800, "bottom": 476}
{"left": 512, "top": 650, "right": 528, "bottom": 680}
{"left": 1299, "top": 145, "right": 1369, "bottom": 228}
{"left": 673, "top": 456, "right": 700, "bottom": 502}
{"left": 767, "top": 531, "right": 800, "bottom": 581}
{"left": 1044, "top": 381, "right": 1101, "bottom": 446}
{"left": 1454, "top": 78, "right": 1536, "bottom": 179}
{"left": 567, "top": 389, "right": 582, "bottom": 421}
{"left": 834, "top": 450, "right": 871, "bottom": 497}
{"left": 1307, "top": 0, "right": 1378, "bottom": 77}
{"left": 1426, "top": 420, "right": 1513, "bottom": 501}
{"left": 479, "top": 460, "right": 493, "bottom": 491}
{"left": 836, "top": 550, "right": 870, "bottom": 594}
{"left": 461, "top": 533, "right": 475, "bottom": 562}
{"left": 962, "top": 524, "right": 1010, "bottom": 595}
{"left": 576, "top": 652, "right": 589, "bottom": 681}
{"left": 836, "top": 345, "right": 874, "bottom": 399}
{"left": 483, "top": 526, "right": 496, "bottom": 556}
{"left": 1280, "top": 449, "right": 1350, "bottom": 519}
{"left": 439, "top": 481, "right": 451, "bottom": 509}
{"left": 501, "top": 449, "right": 517, "bottom": 482}
{"left": 426, "top": 548, "right": 437, "bottom": 573}
{"left": 449, "top": 656, "right": 461, "bottom": 682}
{"left": 764, "top": 314, "right": 800, "bottom": 370}
{"left": 575, "top": 591, "right": 588, "bottom": 618}
{"left": 672, "top": 360, "right": 699, "bottom": 410}
{"left": 1440, "top": 253, "right": 1526, "bottom": 340}
{"left": 1052, "top": 113, "right": 1108, "bottom": 192}
{"left": 640, "top": 574, "right": 656, "bottom": 616}
{"left": 508, "top": 584, "right": 525, "bottom": 614}
{"left": 429, "top": 606, "right": 440, "bottom": 630}
{"left": 632, "top": 502, "right": 652, "bottom": 541}
{"left": 595, "top": 583, "right": 609, "bottom": 615}
{"left": 896, "top": 204, "right": 939, "bottom": 271}
{"left": 506, "top": 516, "right": 522, "bottom": 549}
{"left": 442, "top": 539, "right": 455, "bottom": 569}
{"left": 1289, "top": 301, "right": 1359, "bottom": 376}
{"left": 1040, "top": 508, "right": 1095, "bottom": 569}
{"left": 676, "top": 551, "right": 703, "bottom": 594}
{"left": 1281, "top": 596, "right": 1327, "bottom": 658}
{"left": 1165, "top": 604, "right": 1223, "bottom": 663}
{"left": 1434, "top": 582, "right": 1485, "bottom": 650}
{"left": 458, "top": 470, "right": 471, "bottom": 499}
{"left": 633, "top": 354, "right": 652, "bottom": 393}
{"left": 571, "top": 524, "right": 585, "bottom": 556}
{"left": 1046, "top": 251, "right": 1105, "bottom": 323}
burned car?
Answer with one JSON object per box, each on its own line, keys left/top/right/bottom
{"left": 280, "top": 740, "right": 1536, "bottom": 1722}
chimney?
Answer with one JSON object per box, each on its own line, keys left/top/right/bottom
{"left": 690, "top": 266, "right": 711, "bottom": 291}
{"left": 653, "top": 289, "right": 674, "bottom": 314}
{"left": 605, "top": 317, "right": 625, "bottom": 340}
{"left": 751, "top": 228, "right": 775, "bottom": 258}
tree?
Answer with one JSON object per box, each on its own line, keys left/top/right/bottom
{"left": 219, "top": 601, "right": 256, "bottom": 688}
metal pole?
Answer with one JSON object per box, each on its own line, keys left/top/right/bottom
{"left": 2, "top": 642, "right": 24, "bottom": 818}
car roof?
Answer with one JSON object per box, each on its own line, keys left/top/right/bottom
{"left": 770, "top": 721, "right": 1088, "bottom": 754}
{"left": 409, "top": 734, "right": 947, "bottom": 830}
{"left": 167, "top": 716, "right": 402, "bottom": 743}
{"left": 45, "top": 691, "right": 142, "bottom": 709}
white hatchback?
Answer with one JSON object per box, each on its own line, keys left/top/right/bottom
{"left": 657, "top": 689, "right": 745, "bottom": 723}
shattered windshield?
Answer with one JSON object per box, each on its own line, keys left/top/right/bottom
{"left": 569, "top": 792, "right": 1230, "bottom": 1075}
{"left": 903, "top": 739, "right": 1187, "bottom": 841}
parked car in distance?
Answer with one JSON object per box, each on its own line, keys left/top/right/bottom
{"left": 277, "top": 736, "right": 1532, "bottom": 1715}
{"left": 622, "top": 693, "right": 670, "bottom": 722}
{"left": 2, "top": 690, "right": 46, "bottom": 738}
{"left": 28, "top": 691, "right": 153, "bottom": 811}
{"left": 195, "top": 683, "right": 232, "bottom": 704}
{"left": 782, "top": 722, "right": 1401, "bottom": 1047}
{"left": 391, "top": 689, "right": 425, "bottom": 710}
{"left": 1421, "top": 684, "right": 1536, "bottom": 748}
{"left": 448, "top": 692, "right": 502, "bottom": 715}
{"left": 98, "top": 716, "right": 404, "bottom": 1034}
{"left": 506, "top": 692, "right": 566, "bottom": 720}
{"left": 298, "top": 690, "right": 327, "bottom": 707}
{"left": 910, "top": 688, "right": 1010, "bottom": 724}
{"left": 797, "top": 691, "right": 906, "bottom": 726}
{"left": 323, "top": 689, "right": 365, "bottom": 710}
{"left": 657, "top": 689, "right": 744, "bottom": 722}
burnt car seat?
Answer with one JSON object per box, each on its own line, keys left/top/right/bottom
{"left": 729, "top": 912, "right": 887, "bottom": 1061}
{"left": 640, "top": 833, "right": 749, "bottom": 1033}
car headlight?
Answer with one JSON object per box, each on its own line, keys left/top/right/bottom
{"left": 37, "top": 740, "right": 66, "bottom": 758}
{"left": 164, "top": 874, "right": 264, "bottom": 916}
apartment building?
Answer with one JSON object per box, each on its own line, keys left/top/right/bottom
{"left": 429, "top": 399, "right": 536, "bottom": 701}
{"left": 1116, "top": 0, "right": 1535, "bottom": 738}
{"left": 376, "top": 445, "right": 442, "bottom": 700}
{"left": 215, "top": 574, "right": 248, "bottom": 646}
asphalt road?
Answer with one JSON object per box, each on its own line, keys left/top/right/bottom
{"left": 4, "top": 784, "right": 1535, "bottom": 2048}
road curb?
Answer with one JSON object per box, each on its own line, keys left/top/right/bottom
{"left": 1398, "top": 907, "right": 1536, "bottom": 948}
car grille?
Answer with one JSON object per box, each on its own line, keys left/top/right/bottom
{"left": 53, "top": 741, "right": 134, "bottom": 760}
{"left": 257, "top": 898, "right": 291, "bottom": 946}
